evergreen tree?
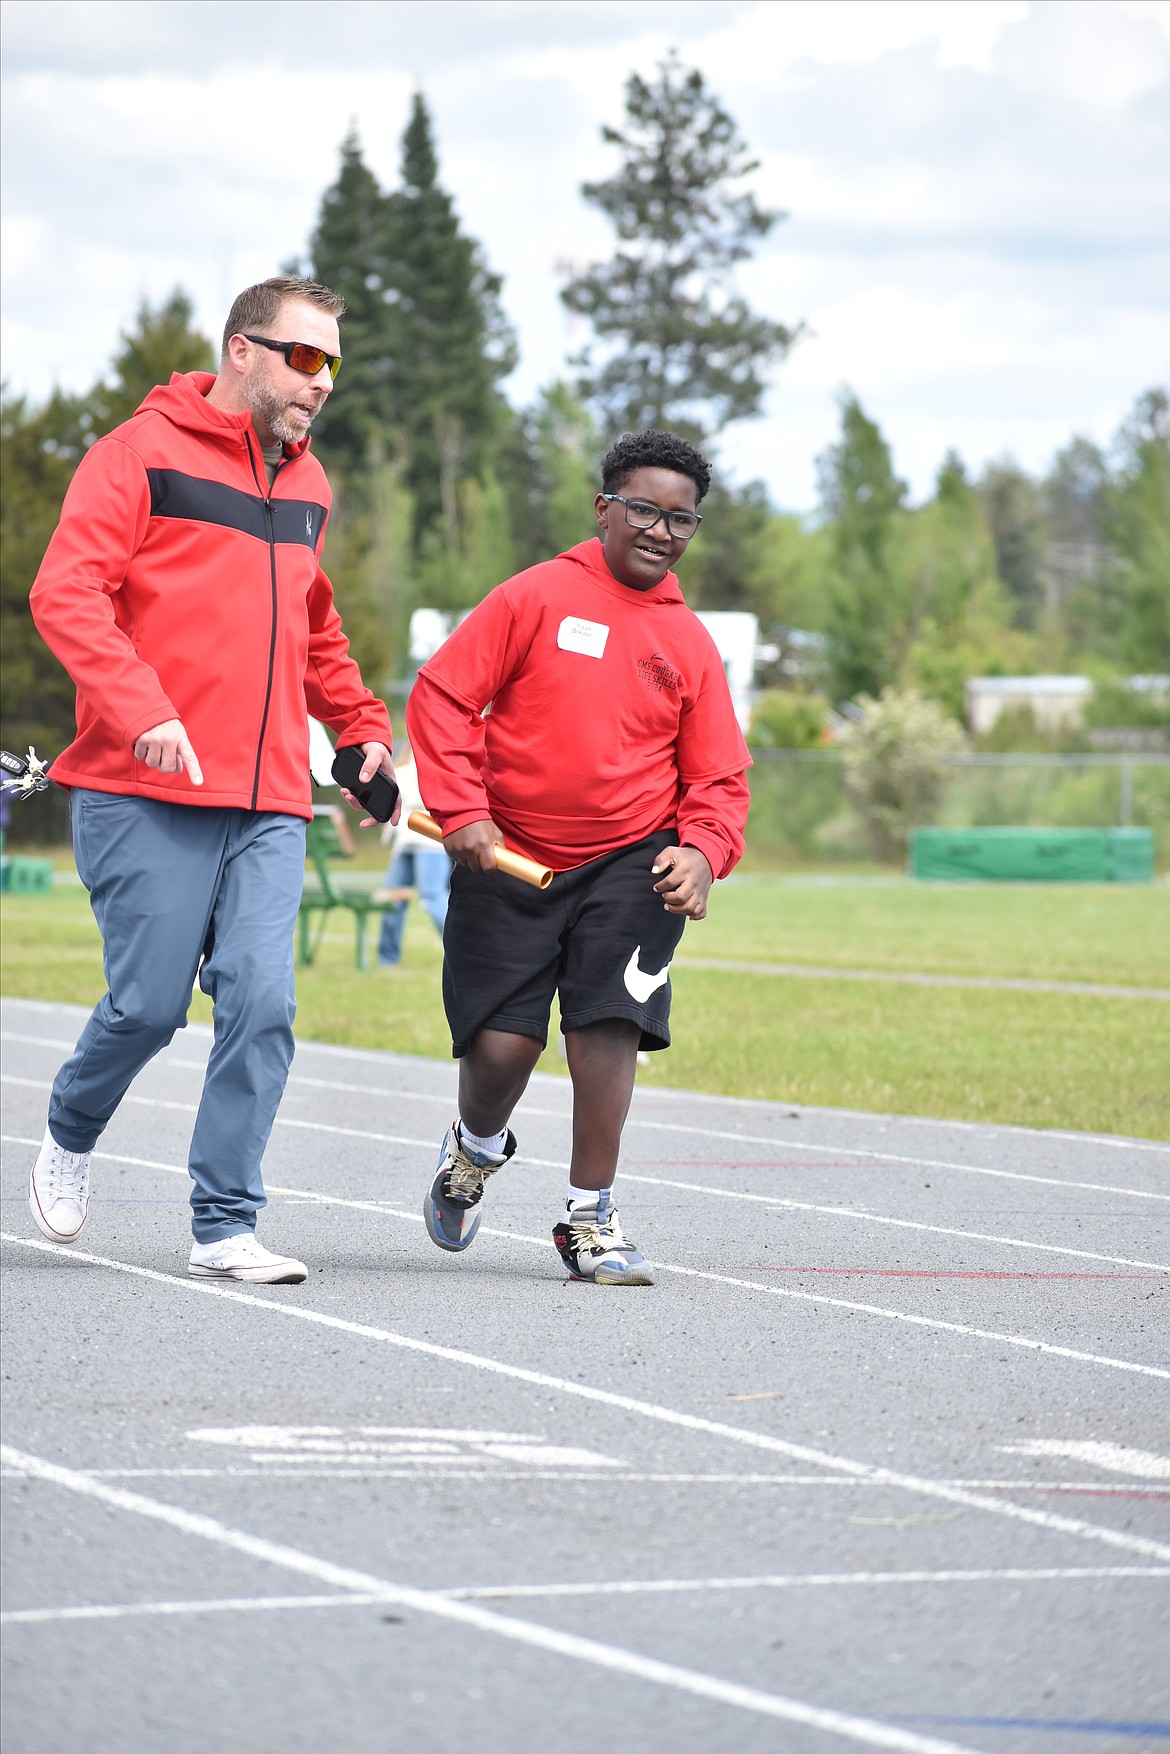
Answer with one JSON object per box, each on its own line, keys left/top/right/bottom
{"left": 562, "top": 53, "right": 799, "bottom": 444}
{"left": 818, "top": 393, "right": 909, "bottom": 703}
{"left": 905, "top": 455, "right": 1037, "bottom": 718}
{"left": 1, "top": 293, "right": 214, "bottom": 774}
{"left": 382, "top": 95, "right": 517, "bottom": 545}
{"left": 87, "top": 290, "right": 215, "bottom": 436}
{"left": 978, "top": 460, "right": 1047, "bottom": 629}
{"left": 307, "top": 128, "right": 398, "bottom": 473}
{"left": 1102, "top": 388, "right": 1170, "bottom": 671}
{"left": 0, "top": 390, "right": 88, "bottom": 770}
{"left": 503, "top": 384, "right": 599, "bottom": 571}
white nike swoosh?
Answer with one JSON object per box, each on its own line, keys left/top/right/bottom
{"left": 623, "top": 947, "right": 672, "bottom": 1004}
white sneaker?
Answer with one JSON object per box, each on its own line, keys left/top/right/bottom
{"left": 29, "top": 1127, "right": 91, "bottom": 1243}
{"left": 188, "top": 1235, "right": 307, "bottom": 1284}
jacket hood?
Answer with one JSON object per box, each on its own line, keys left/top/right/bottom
{"left": 560, "top": 536, "right": 686, "bottom": 605}
{"left": 134, "top": 371, "right": 312, "bottom": 459}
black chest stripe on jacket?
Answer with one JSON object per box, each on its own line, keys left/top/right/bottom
{"left": 146, "top": 469, "right": 327, "bottom": 550}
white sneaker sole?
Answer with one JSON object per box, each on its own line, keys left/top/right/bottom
{"left": 29, "top": 1179, "right": 87, "bottom": 1244}
{"left": 188, "top": 1261, "right": 307, "bottom": 1284}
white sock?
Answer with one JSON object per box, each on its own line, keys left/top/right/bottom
{"left": 459, "top": 1121, "right": 508, "bottom": 1156}
{"left": 567, "top": 1185, "right": 613, "bottom": 1217}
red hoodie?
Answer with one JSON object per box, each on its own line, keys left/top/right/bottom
{"left": 406, "top": 539, "right": 751, "bottom": 876}
{"left": 29, "top": 371, "right": 391, "bottom": 816}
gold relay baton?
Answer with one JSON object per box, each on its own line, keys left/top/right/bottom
{"left": 407, "top": 811, "right": 554, "bottom": 890}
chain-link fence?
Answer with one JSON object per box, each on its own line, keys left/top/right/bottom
{"left": 745, "top": 750, "right": 1170, "bottom": 867}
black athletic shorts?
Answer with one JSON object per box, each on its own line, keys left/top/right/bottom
{"left": 442, "top": 828, "right": 688, "bottom": 1056}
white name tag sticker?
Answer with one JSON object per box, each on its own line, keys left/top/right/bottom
{"left": 557, "top": 616, "right": 610, "bottom": 659}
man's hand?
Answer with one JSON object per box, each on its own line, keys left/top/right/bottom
{"left": 340, "top": 741, "right": 401, "bottom": 828}
{"left": 133, "top": 719, "right": 203, "bottom": 785}
{"left": 443, "top": 818, "right": 505, "bottom": 873}
{"left": 652, "top": 845, "right": 713, "bottom": 919}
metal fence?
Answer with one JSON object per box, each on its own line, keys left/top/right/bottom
{"left": 744, "top": 750, "right": 1170, "bottom": 866}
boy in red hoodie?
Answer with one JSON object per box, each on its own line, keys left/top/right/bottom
{"left": 405, "top": 430, "right": 751, "bottom": 1285}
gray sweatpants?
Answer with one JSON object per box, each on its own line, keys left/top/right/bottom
{"left": 48, "top": 791, "right": 306, "bottom": 1242}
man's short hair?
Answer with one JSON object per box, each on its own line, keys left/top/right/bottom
{"left": 600, "top": 430, "right": 712, "bottom": 503}
{"left": 221, "top": 277, "right": 346, "bottom": 360}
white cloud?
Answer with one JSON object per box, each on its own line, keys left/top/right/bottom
{"left": 1, "top": 0, "right": 1166, "bottom": 510}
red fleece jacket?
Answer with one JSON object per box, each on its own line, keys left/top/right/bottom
{"left": 405, "top": 539, "right": 751, "bottom": 876}
{"left": 30, "top": 371, "right": 391, "bottom": 816}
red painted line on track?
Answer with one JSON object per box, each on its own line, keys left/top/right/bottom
{"left": 990, "top": 1487, "right": 1170, "bottom": 1501}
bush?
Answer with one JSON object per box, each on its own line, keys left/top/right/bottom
{"left": 747, "top": 690, "right": 829, "bottom": 749}
{"left": 838, "top": 688, "right": 966, "bottom": 860}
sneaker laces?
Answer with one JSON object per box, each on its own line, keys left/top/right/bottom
{"left": 41, "top": 1142, "right": 89, "bottom": 1198}
{"left": 567, "top": 1208, "right": 629, "bottom": 1254}
{"left": 445, "top": 1156, "right": 501, "bottom": 1203}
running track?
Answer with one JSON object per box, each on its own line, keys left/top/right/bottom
{"left": 2, "top": 995, "right": 1167, "bottom": 1754}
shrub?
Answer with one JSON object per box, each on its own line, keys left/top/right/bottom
{"left": 838, "top": 688, "right": 966, "bottom": 860}
{"left": 748, "top": 690, "right": 829, "bottom": 749}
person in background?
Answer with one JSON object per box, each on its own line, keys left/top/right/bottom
{"left": 376, "top": 740, "right": 452, "bottom": 967}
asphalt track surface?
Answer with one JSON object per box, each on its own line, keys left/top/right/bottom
{"left": 2, "top": 993, "right": 1168, "bottom": 1754}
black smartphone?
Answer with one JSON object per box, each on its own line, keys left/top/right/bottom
{"left": 330, "top": 745, "right": 399, "bottom": 823}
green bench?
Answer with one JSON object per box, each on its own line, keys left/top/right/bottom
{"left": 298, "top": 814, "right": 412, "bottom": 970}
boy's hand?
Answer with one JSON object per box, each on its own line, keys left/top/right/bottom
{"left": 444, "top": 818, "right": 505, "bottom": 872}
{"left": 652, "top": 846, "right": 713, "bottom": 919}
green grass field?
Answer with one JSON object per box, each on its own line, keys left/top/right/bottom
{"left": 2, "top": 863, "right": 1167, "bottom": 1140}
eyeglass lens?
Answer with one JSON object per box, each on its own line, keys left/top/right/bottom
{"left": 625, "top": 499, "right": 698, "bottom": 537}
{"left": 287, "top": 343, "right": 342, "bottom": 381}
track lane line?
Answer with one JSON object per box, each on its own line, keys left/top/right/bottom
{"left": 0, "top": 1443, "right": 977, "bottom": 1754}
{"left": 5, "top": 1030, "right": 1168, "bottom": 1200}
{"left": 6, "top": 1566, "right": 1168, "bottom": 1626}
{"left": 2, "top": 1140, "right": 1165, "bottom": 1378}
{"left": 3, "top": 1234, "right": 1170, "bottom": 1558}
{"left": 5, "top": 1095, "right": 1164, "bottom": 1271}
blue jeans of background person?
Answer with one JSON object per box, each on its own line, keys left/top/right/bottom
{"left": 47, "top": 792, "right": 305, "bottom": 1243}
{"left": 377, "top": 846, "right": 452, "bottom": 965}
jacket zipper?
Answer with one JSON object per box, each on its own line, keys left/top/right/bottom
{"left": 245, "top": 438, "right": 287, "bottom": 810}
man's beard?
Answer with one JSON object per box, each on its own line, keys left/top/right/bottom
{"left": 243, "top": 372, "right": 322, "bottom": 445}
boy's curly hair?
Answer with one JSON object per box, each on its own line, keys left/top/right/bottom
{"left": 600, "top": 430, "right": 712, "bottom": 503}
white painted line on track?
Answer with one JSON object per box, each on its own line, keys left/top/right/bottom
{"left": 996, "top": 1441, "right": 1170, "bottom": 1480}
{"left": 3, "top": 1141, "right": 1165, "bottom": 1378}
{"left": 629, "top": 1119, "right": 1170, "bottom": 1204}
{"left": 6, "top": 1089, "right": 1165, "bottom": 1271}
{"left": 5, "top": 1469, "right": 1166, "bottom": 1493}
{"left": 0, "top": 1443, "right": 978, "bottom": 1754}
{"left": 617, "top": 1170, "right": 1170, "bottom": 1271}
{"left": 4, "top": 1232, "right": 1170, "bottom": 1561}
{"left": 1, "top": 1593, "right": 393, "bottom": 1625}
{"left": 6, "top": 1567, "right": 1167, "bottom": 1628}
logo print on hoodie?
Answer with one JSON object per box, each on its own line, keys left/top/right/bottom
{"left": 638, "top": 652, "right": 680, "bottom": 694}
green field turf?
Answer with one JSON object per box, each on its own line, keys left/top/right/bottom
{"left": 2, "top": 870, "right": 1167, "bottom": 1140}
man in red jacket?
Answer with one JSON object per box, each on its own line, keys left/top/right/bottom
{"left": 27, "top": 276, "right": 396, "bottom": 1283}
{"left": 406, "top": 429, "right": 751, "bottom": 1286}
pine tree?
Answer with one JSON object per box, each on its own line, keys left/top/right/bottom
{"left": 818, "top": 393, "right": 909, "bottom": 704}
{"left": 307, "top": 128, "right": 398, "bottom": 473}
{"left": 87, "top": 290, "right": 215, "bottom": 436}
{"left": 381, "top": 94, "right": 517, "bottom": 544}
{"left": 562, "top": 53, "right": 799, "bottom": 444}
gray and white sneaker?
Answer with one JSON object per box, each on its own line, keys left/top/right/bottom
{"left": 188, "top": 1235, "right": 307, "bottom": 1284}
{"left": 423, "top": 1122, "right": 516, "bottom": 1252}
{"left": 29, "top": 1126, "right": 91, "bottom": 1243}
{"left": 553, "top": 1197, "right": 654, "bottom": 1286}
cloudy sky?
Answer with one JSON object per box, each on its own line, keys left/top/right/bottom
{"left": 2, "top": 0, "right": 1168, "bottom": 509}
